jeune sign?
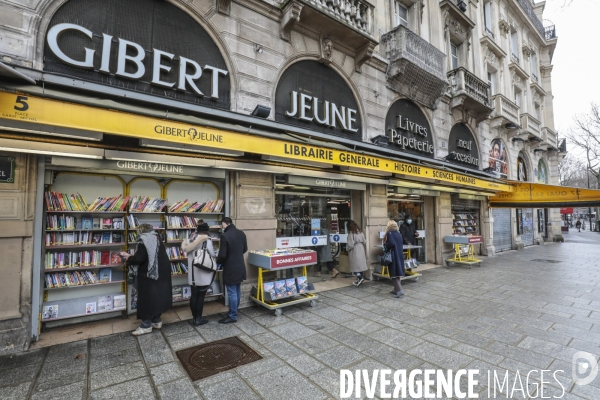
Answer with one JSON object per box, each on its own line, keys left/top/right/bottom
{"left": 44, "top": 0, "right": 230, "bottom": 109}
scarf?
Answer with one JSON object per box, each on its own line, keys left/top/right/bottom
{"left": 138, "top": 232, "right": 159, "bottom": 280}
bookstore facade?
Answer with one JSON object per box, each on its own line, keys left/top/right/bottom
{"left": 0, "top": 0, "right": 517, "bottom": 349}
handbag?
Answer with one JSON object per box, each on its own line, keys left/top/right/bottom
{"left": 380, "top": 247, "right": 393, "bottom": 266}
{"left": 193, "top": 240, "right": 218, "bottom": 272}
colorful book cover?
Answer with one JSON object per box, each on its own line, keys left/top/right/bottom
{"left": 98, "top": 268, "right": 111, "bottom": 283}
{"left": 112, "top": 217, "right": 124, "bottom": 229}
{"left": 110, "top": 252, "right": 122, "bottom": 265}
{"left": 111, "top": 232, "right": 122, "bottom": 243}
{"left": 100, "top": 251, "right": 110, "bottom": 265}
{"left": 113, "top": 294, "right": 126, "bottom": 309}
{"left": 102, "top": 218, "right": 112, "bottom": 229}
{"left": 263, "top": 281, "right": 276, "bottom": 300}
{"left": 296, "top": 276, "right": 309, "bottom": 293}
{"left": 86, "top": 302, "right": 96, "bottom": 314}
{"left": 97, "top": 295, "right": 114, "bottom": 312}
{"left": 274, "top": 280, "right": 286, "bottom": 299}
{"left": 92, "top": 218, "right": 101, "bottom": 229}
{"left": 285, "top": 278, "right": 298, "bottom": 296}
{"left": 42, "top": 305, "right": 58, "bottom": 320}
{"left": 172, "top": 286, "right": 183, "bottom": 301}
{"left": 81, "top": 216, "right": 93, "bottom": 230}
{"left": 182, "top": 286, "right": 192, "bottom": 299}
{"left": 92, "top": 233, "right": 102, "bottom": 244}
{"left": 101, "top": 231, "right": 111, "bottom": 243}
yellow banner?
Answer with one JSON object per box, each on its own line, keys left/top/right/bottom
{"left": 0, "top": 91, "right": 511, "bottom": 192}
{"left": 490, "top": 182, "right": 600, "bottom": 207}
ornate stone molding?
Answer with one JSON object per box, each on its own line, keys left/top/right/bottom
{"left": 355, "top": 42, "right": 376, "bottom": 72}
{"left": 532, "top": 91, "right": 542, "bottom": 105}
{"left": 522, "top": 42, "right": 533, "bottom": 59}
{"left": 511, "top": 70, "right": 525, "bottom": 90}
{"left": 280, "top": 1, "right": 303, "bottom": 42}
{"left": 320, "top": 38, "right": 333, "bottom": 65}
{"left": 217, "top": 0, "right": 232, "bottom": 15}
{"left": 499, "top": 14, "right": 510, "bottom": 36}
{"left": 484, "top": 45, "right": 500, "bottom": 69}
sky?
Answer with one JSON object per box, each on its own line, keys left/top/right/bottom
{"left": 542, "top": 0, "right": 600, "bottom": 144}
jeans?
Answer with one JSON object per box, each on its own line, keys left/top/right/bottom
{"left": 141, "top": 314, "right": 162, "bottom": 328}
{"left": 354, "top": 271, "right": 364, "bottom": 279}
{"left": 226, "top": 284, "right": 241, "bottom": 320}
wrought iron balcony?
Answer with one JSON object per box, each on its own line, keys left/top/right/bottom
{"left": 520, "top": 113, "right": 542, "bottom": 140}
{"left": 491, "top": 94, "right": 520, "bottom": 127}
{"left": 544, "top": 24, "right": 557, "bottom": 40}
{"left": 515, "top": 0, "right": 545, "bottom": 37}
{"left": 381, "top": 24, "right": 448, "bottom": 108}
{"left": 447, "top": 67, "right": 493, "bottom": 124}
{"left": 280, "top": 0, "right": 377, "bottom": 70}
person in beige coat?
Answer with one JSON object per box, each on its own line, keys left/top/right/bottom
{"left": 181, "top": 222, "right": 217, "bottom": 326}
{"left": 346, "top": 220, "right": 368, "bottom": 287}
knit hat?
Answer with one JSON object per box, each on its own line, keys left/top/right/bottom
{"left": 196, "top": 223, "right": 210, "bottom": 233}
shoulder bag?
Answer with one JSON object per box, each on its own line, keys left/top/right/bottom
{"left": 193, "top": 240, "right": 218, "bottom": 272}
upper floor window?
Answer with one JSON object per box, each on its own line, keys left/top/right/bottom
{"left": 483, "top": 2, "right": 494, "bottom": 37}
{"left": 514, "top": 87, "right": 521, "bottom": 107}
{"left": 450, "top": 43, "right": 459, "bottom": 70}
{"left": 394, "top": 1, "right": 408, "bottom": 27}
{"left": 511, "top": 31, "right": 519, "bottom": 62}
{"left": 488, "top": 71, "right": 496, "bottom": 96}
{"left": 530, "top": 53, "right": 538, "bottom": 81}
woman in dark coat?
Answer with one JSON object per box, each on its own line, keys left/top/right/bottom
{"left": 384, "top": 220, "right": 405, "bottom": 298}
{"left": 120, "top": 223, "right": 172, "bottom": 335}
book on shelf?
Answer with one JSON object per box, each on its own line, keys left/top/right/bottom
{"left": 168, "top": 200, "right": 203, "bottom": 213}
{"left": 88, "top": 195, "right": 130, "bottom": 212}
{"left": 285, "top": 278, "right": 297, "bottom": 296}
{"left": 101, "top": 232, "right": 111, "bottom": 243}
{"left": 167, "top": 215, "right": 198, "bottom": 229}
{"left": 296, "top": 276, "right": 309, "bottom": 293}
{"left": 166, "top": 247, "right": 186, "bottom": 259}
{"left": 102, "top": 218, "right": 113, "bottom": 229}
{"left": 46, "top": 215, "right": 77, "bottom": 230}
{"left": 42, "top": 305, "right": 58, "bottom": 319}
{"left": 97, "top": 295, "right": 114, "bottom": 312}
{"left": 93, "top": 218, "right": 101, "bottom": 229}
{"left": 273, "top": 280, "right": 286, "bottom": 299}
{"left": 81, "top": 216, "right": 93, "bottom": 230}
{"left": 86, "top": 302, "right": 96, "bottom": 314}
{"left": 44, "top": 270, "right": 101, "bottom": 288}
{"left": 101, "top": 251, "right": 110, "bottom": 265}
{"left": 111, "top": 232, "right": 122, "bottom": 243}
{"left": 45, "top": 250, "right": 113, "bottom": 269}
{"left": 98, "top": 268, "right": 112, "bottom": 283}
{"left": 92, "top": 233, "right": 102, "bottom": 244}
{"left": 113, "top": 294, "right": 126, "bottom": 309}
{"left": 182, "top": 286, "right": 191, "bottom": 299}
{"left": 110, "top": 252, "right": 122, "bottom": 265}
{"left": 129, "top": 196, "right": 167, "bottom": 212}
{"left": 127, "top": 215, "right": 140, "bottom": 229}
{"left": 263, "top": 281, "right": 276, "bottom": 299}
{"left": 112, "top": 217, "right": 124, "bottom": 229}
{"left": 45, "top": 192, "right": 88, "bottom": 211}
{"left": 172, "top": 286, "right": 183, "bottom": 301}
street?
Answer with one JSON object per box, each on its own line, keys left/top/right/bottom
{"left": 2, "top": 233, "right": 600, "bottom": 399}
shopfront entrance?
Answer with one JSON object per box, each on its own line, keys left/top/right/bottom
{"left": 492, "top": 208, "right": 512, "bottom": 252}
{"left": 521, "top": 208, "right": 535, "bottom": 246}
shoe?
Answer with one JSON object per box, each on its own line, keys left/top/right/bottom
{"left": 395, "top": 290, "right": 405, "bottom": 298}
{"left": 313, "top": 272, "right": 322, "bottom": 277}
{"left": 218, "top": 317, "right": 237, "bottom": 324}
{"left": 151, "top": 322, "right": 162, "bottom": 329}
{"left": 331, "top": 269, "right": 340, "bottom": 279}
{"left": 193, "top": 317, "right": 209, "bottom": 326}
{"left": 390, "top": 290, "right": 399, "bottom": 295}
{"left": 355, "top": 277, "right": 365, "bottom": 287}
{"left": 352, "top": 279, "right": 359, "bottom": 286}
{"left": 131, "top": 326, "right": 152, "bottom": 336}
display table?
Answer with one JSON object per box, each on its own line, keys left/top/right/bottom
{"left": 444, "top": 235, "right": 482, "bottom": 268}
{"left": 372, "top": 245, "right": 422, "bottom": 282}
{"left": 248, "top": 249, "right": 318, "bottom": 316}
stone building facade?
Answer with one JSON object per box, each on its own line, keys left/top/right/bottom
{"left": 0, "top": 0, "right": 559, "bottom": 352}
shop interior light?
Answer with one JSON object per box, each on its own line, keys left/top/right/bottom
{"left": 0, "top": 138, "right": 104, "bottom": 159}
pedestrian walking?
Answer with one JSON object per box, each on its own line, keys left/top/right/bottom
{"left": 181, "top": 221, "right": 217, "bottom": 326}
{"left": 347, "top": 220, "right": 368, "bottom": 287}
{"left": 576, "top": 219, "right": 582, "bottom": 232}
{"left": 313, "top": 227, "right": 340, "bottom": 279}
{"left": 384, "top": 220, "right": 405, "bottom": 298}
{"left": 120, "top": 224, "right": 172, "bottom": 335}
{"left": 217, "top": 217, "right": 248, "bottom": 323}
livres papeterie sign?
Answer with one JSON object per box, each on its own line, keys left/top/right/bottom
{"left": 385, "top": 99, "right": 435, "bottom": 158}
{"left": 44, "top": 0, "right": 230, "bottom": 109}
{"left": 0, "top": 156, "right": 15, "bottom": 183}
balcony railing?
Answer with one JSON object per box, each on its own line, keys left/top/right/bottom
{"left": 303, "top": 0, "right": 374, "bottom": 36}
{"left": 447, "top": 68, "right": 491, "bottom": 106}
{"left": 520, "top": 113, "right": 542, "bottom": 139}
{"left": 381, "top": 24, "right": 448, "bottom": 108}
{"left": 511, "top": 53, "right": 520, "bottom": 63}
{"left": 544, "top": 25, "right": 557, "bottom": 40}
{"left": 492, "top": 94, "right": 520, "bottom": 126}
{"left": 532, "top": 73, "right": 538, "bottom": 83}
{"left": 516, "top": 0, "right": 545, "bottom": 37}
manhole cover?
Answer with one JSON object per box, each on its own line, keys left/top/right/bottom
{"left": 531, "top": 259, "right": 561, "bottom": 264}
{"left": 176, "top": 336, "right": 262, "bottom": 381}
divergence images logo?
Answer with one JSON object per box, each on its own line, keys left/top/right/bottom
{"left": 573, "top": 351, "right": 598, "bottom": 386}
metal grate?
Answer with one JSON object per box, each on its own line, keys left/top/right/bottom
{"left": 176, "top": 336, "right": 262, "bottom": 381}
{"left": 531, "top": 259, "right": 561, "bottom": 264}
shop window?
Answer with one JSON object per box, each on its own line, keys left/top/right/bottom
{"left": 394, "top": 0, "right": 409, "bottom": 27}
{"left": 450, "top": 43, "right": 459, "bottom": 70}
{"left": 451, "top": 195, "right": 480, "bottom": 237}
{"left": 386, "top": 190, "right": 426, "bottom": 263}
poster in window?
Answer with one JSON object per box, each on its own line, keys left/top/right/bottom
{"left": 537, "top": 160, "right": 548, "bottom": 184}
{"left": 517, "top": 155, "right": 528, "bottom": 182}
{"left": 488, "top": 139, "right": 508, "bottom": 178}
{"left": 517, "top": 209, "right": 523, "bottom": 235}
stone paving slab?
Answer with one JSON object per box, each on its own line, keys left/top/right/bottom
{"left": 5, "top": 239, "right": 600, "bottom": 398}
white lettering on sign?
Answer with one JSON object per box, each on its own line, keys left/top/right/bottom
{"left": 46, "top": 23, "right": 228, "bottom": 99}
{"left": 457, "top": 139, "right": 473, "bottom": 150}
{"left": 387, "top": 114, "right": 433, "bottom": 154}
{"left": 315, "top": 179, "right": 347, "bottom": 188}
{"left": 285, "top": 91, "right": 359, "bottom": 132}
{"left": 275, "top": 255, "right": 314, "bottom": 265}
{"left": 116, "top": 161, "right": 184, "bottom": 174}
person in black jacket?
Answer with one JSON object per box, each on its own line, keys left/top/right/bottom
{"left": 399, "top": 215, "right": 419, "bottom": 260}
{"left": 120, "top": 224, "right": 172, "bottom": 335}
{"left": 217, "top": 217, "right": 248, "bottom": 323}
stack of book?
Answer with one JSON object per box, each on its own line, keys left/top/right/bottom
{"left": 167, "top": 216, "right": 198, "bottom": 229}
{"left": 87, "top": 195, "right": 130, "bottom": 212}
{"left": 166, "top": 230, "right": 191, "bottom": 241}
{"left": 129, "top": 196, "right": 167, "bottom": 212}
{"left": 166, "top": 247, "right": 186, "bottom": 260}
{"left": 44, "top": 192, "right": 88, "bottom": 211}
{"left": 168, "top": 200, "right": 205, "bottom": 213}
{"left": 45, "top": 270, "right": 102, "bottom": 288}
{"left": 170, "top": 262, "right": 188, "bottom": 275}
{"left": 46, "top": 215, "right": 77, "bottom": 230}
{"left": 199, "top": 200, "right": 224, "bottom": 213}
{"left": 45, "top": 250, "right": 122, "bottom": 269}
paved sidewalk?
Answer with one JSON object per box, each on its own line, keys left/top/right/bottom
{"left": 2, "top": 238, "right": 600, "bottom": 399}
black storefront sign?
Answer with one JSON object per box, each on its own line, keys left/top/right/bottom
{"left": 44, "top": 0, "right": 230, "bottom": 110}
{"left": 385, "top": 99, "right": 434, "bottom": 158}
{"left": 275, "top": 61, "right": 362, "bottom": 140}
{"left": 448, "top": 123, "right": 479, "bottom": 169}
{"left": 0, "top": 156, "right": 15, "bottom": 183}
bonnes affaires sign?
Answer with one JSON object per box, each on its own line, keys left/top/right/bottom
{"left": 0, "top": 92, "right": 511, "bottom": 192}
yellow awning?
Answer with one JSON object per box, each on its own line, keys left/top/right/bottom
{"left": 490, "top": 181, "right": 600, "bottom": 208}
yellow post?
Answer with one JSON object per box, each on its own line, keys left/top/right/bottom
{"left": 257, "top": 267, "right": 263, "bottom": 302}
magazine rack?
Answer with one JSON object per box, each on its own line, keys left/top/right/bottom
{"left": 372, "top": 245, "right": 422, "bottom": 282}
{"left": 248, "top": 250, "right": 318, "bottom": 316}
{"left": 444, "top": 236, "right": 483, "bottom": 268}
